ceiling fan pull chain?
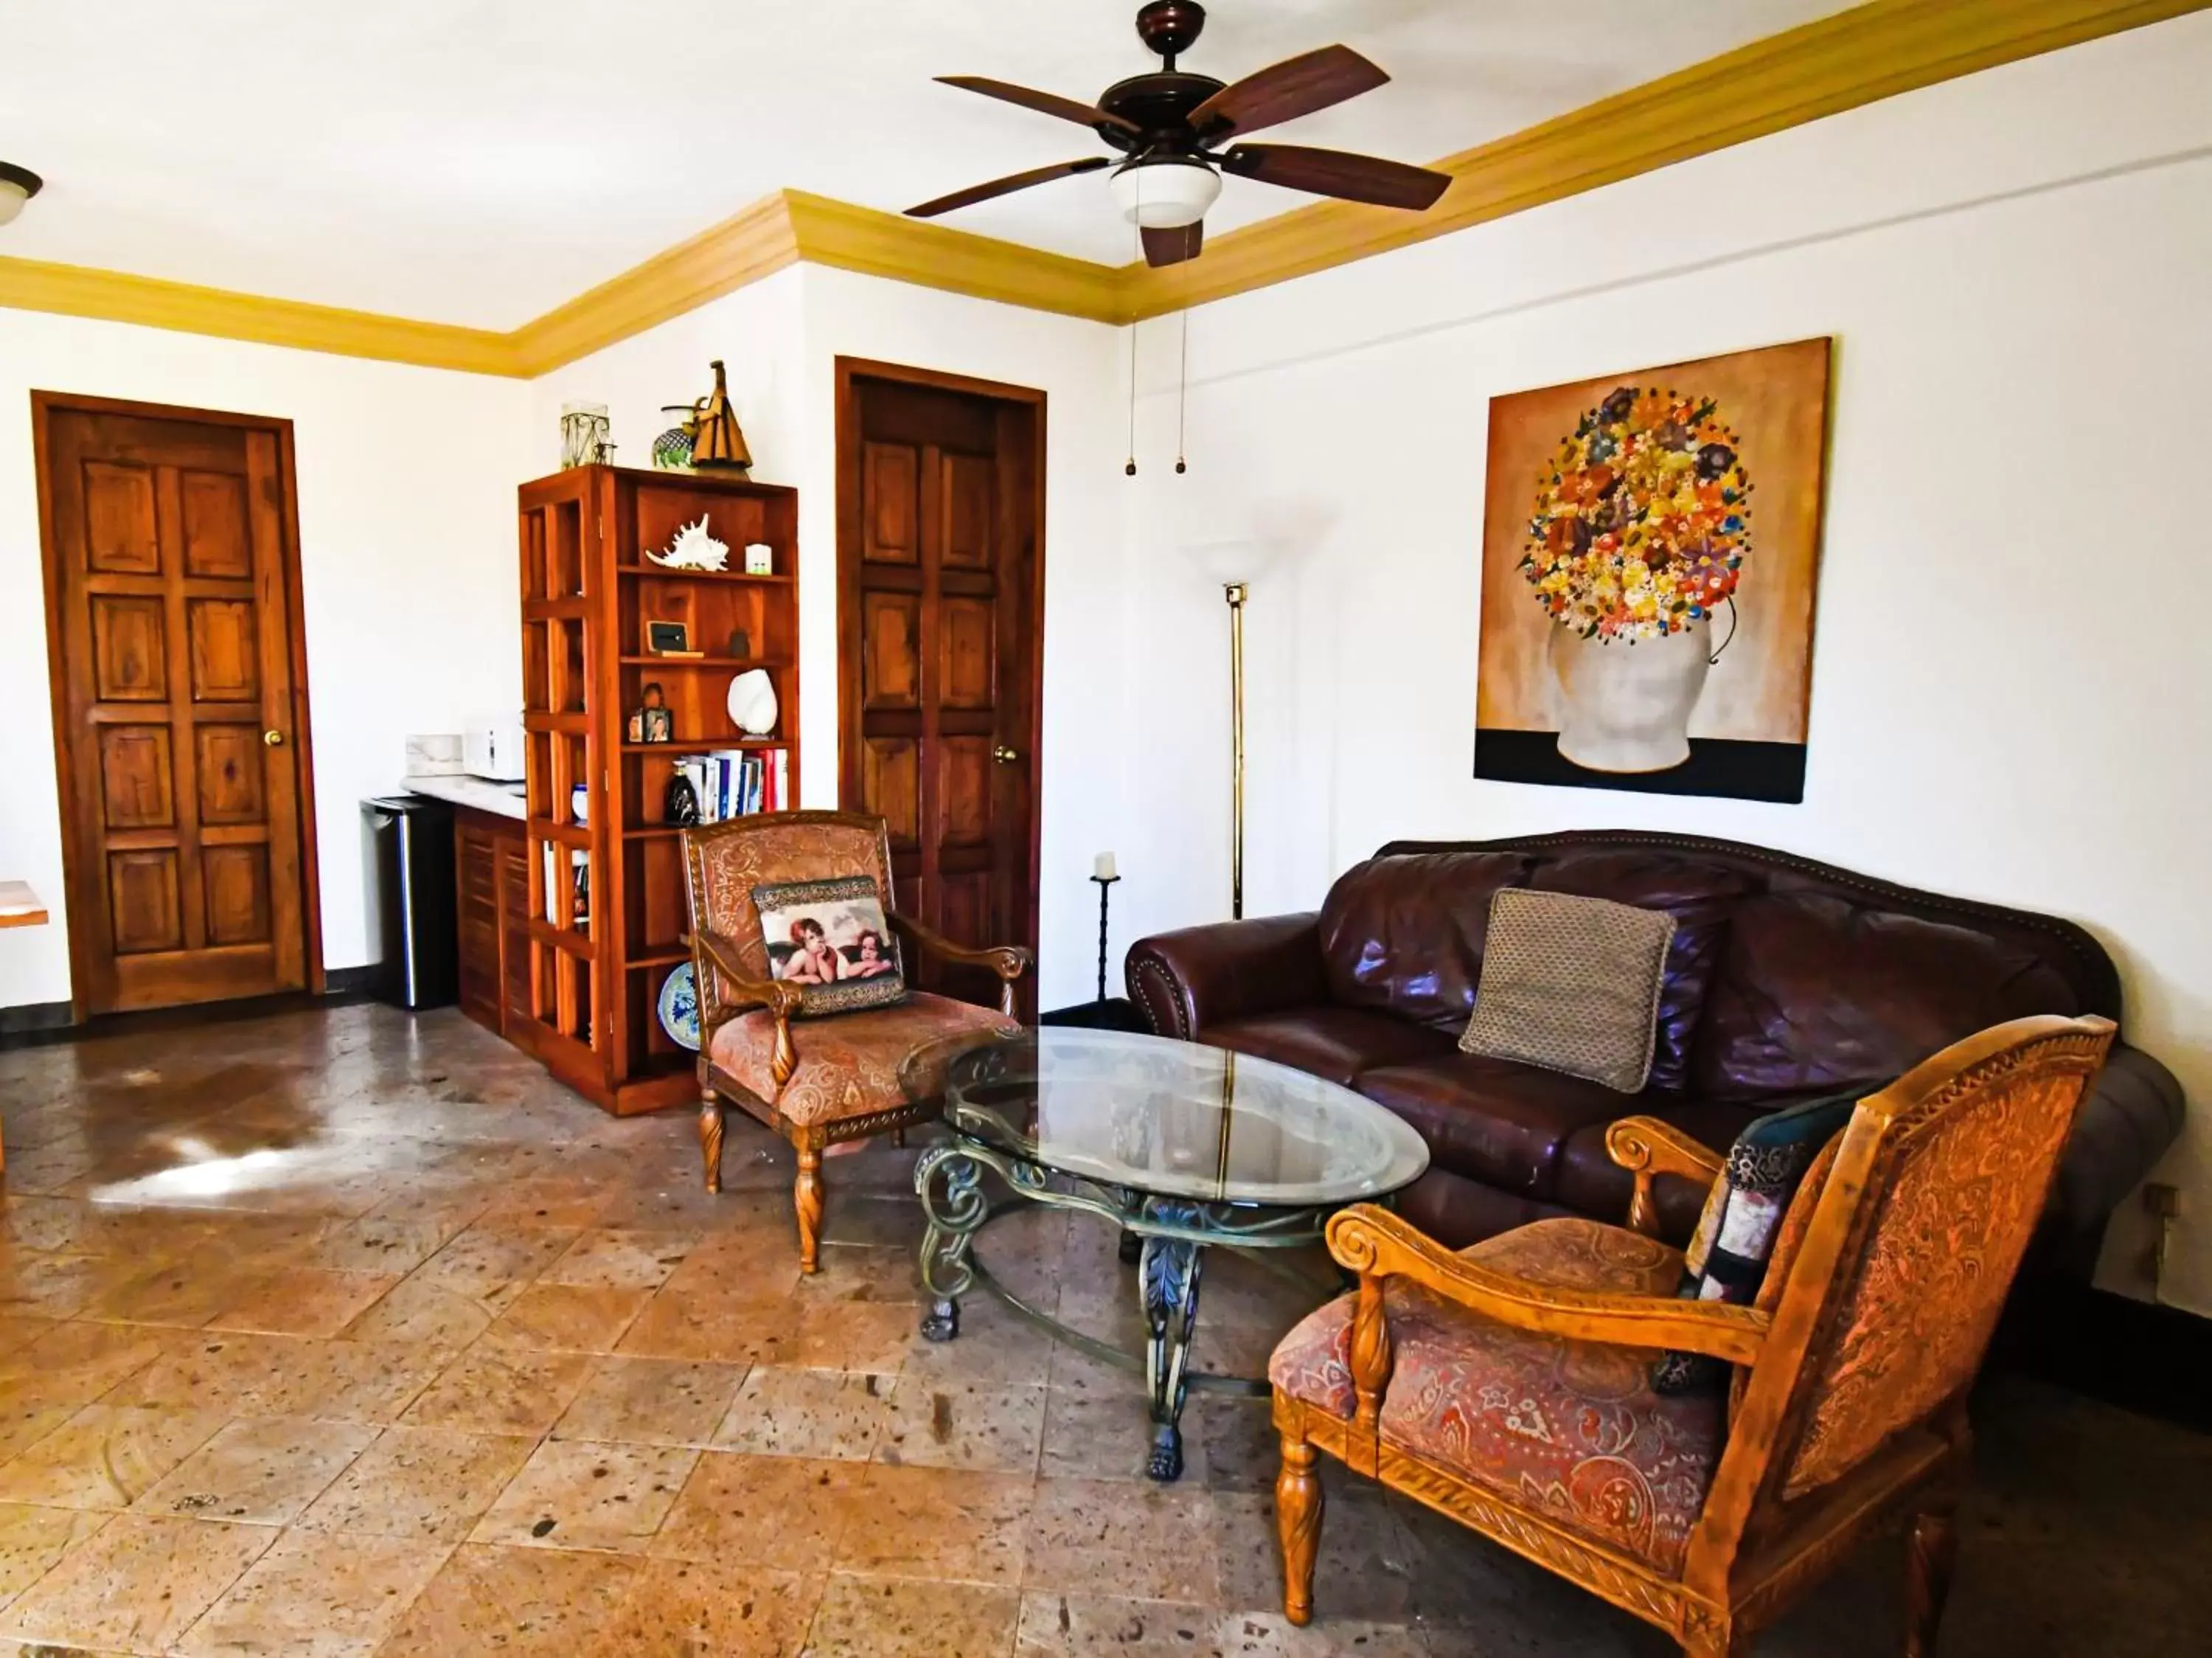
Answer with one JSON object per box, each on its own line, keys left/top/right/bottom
{"left": 1175, "top": 294, "right": 1189, "bottom": 475}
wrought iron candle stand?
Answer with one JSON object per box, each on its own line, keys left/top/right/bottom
{"left": 1091, "top": 870, "right": 1121, "bottom": 1005}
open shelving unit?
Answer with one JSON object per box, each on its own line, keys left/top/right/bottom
{"left": 513, "top": 464, "right": 800, "bottom": 1116}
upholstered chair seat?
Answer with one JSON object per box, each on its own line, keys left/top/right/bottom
{"left": 707, "top": 993, "right": 1018, "bottom": 1129}
{"left": 1269, "top": 1217, "right": 1722, "bottom": 1574}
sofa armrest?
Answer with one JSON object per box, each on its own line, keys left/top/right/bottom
{"left": 2039, "top": 1041, "right": 2188, "bottom": 1278}
{"left": 1125, "top": 912, "right": 1329, "bottom": 1040}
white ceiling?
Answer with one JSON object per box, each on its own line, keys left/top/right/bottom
{"left": 0, "top": 1, "right": 1857, "bottom": 330}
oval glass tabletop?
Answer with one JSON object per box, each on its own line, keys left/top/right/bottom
{"left": 907, "top": 1026, "right": 1430, "bottom": 1207}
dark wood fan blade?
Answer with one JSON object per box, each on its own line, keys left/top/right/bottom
{"left": 1220, "top": 143, "right": 1450, "bottom": 210}
{"left": 1141, "top": 221, "right": 1204, "bottom": 268}
{"left": 1188, "top": 45, "right": 1388, "bottom": 136}
{"left": 907, "top": 157, "right": 1111, "bottom": 218}
{"left": 936, "top": 76, "right": 1141, "bottom": 136}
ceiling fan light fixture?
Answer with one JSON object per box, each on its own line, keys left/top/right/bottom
{"left": 1110, "top": 156, "right": 1220, "bottom": 229}
{"left": 0, "top": 161, "right": 43, "bottom": 226}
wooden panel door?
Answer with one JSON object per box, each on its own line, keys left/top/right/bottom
{"left": 837, "top": 362, "right": 1042, "bottom": 1004}
{"left": 35, "top": 396, "right": 317, "bottom": 1015}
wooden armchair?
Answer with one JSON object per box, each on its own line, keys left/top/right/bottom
{"left": 1270, "top": 1013, "right": 2116, "bottom": 1657}
{"left": 683, "top": 810, "right": 1031, "bottom": 1271}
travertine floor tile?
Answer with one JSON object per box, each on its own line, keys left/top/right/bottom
{"left": 0, "top": 1402, "right": 228, "bottom": 1509}
{"left": 540, "top": 1227, "right": 699, "bottom": 1291}
{"left": 130, "top": 1415, "right": 377, "bottom": 1525}
{"left": 0, "top": 1318, "right": 174, "bottom": 1409}
{"left": 479, "top": 1282, "right": 654, "bottom": 1353}
{"left": 802, "top": 1571, "right": 1020, "bottom": 1657}
{"left": 597, "top": 1556, "right": 824, "bottom": 1657}
{"left": 1014, "top": 1590, "right": 1432, "bottom": 1656}
{"left": 833, "top": 1463, "right": 1032, "bottom": 1586}
{"left": 171, "top": 1527, "right": 450, "bottom": 1656}
{"left": 206, "top": 1266, "right": 401, "bottom": 1337}
{"left": 398, "top": 1346, "right": 594, "bottom": 1435}
{"left": 0, "top": 1513, "right": 271, "bottom": 1651}
{"left": 875, "top": 1379, "right": 1046, "bottom": 1474}
{"left": 469, "top": 1437, "right": 698, "bottom": 1553}
{"left": 553, "top": 1357, "right": 747, "bottom": 1448}
{"left": 616, "top": 1285, "right": 801, "bottom": 1364}
{"left": 373, "top": 1541, "right": 638, "bottom": 1656}
{"left": 294, "top": 1426, "right": 536, "bottom": 1543}
{"left": 0, "top": 1503, "right": 107, "bottom": 1611}
{"left": 651, "top": 1451, "right": 866, "bottom": 1569}
{"left": 712, "top": 1366, "right": 899, "bottom": 1461}
{"left": 1023, "top": 1477, "right": 1220, "bottom": 1606}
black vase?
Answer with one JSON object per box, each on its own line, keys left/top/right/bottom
{"left": 666, "top": 776, "right": 700, "bottom": 826}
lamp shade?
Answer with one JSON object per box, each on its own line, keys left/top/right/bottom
{"left": 0, "top": 162, "right": 42, "bottom": 226}
{"left": 1109, "top": 157, "right": 1220, "bottom": 229}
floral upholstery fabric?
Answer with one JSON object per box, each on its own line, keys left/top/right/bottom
{"left": 709, "top": 993, "right": 1018, "bottom": 1128}
{"left": 1270, "top": 1216, "right": 1724, "bottom": 1575}
{"left": 1784, "top": 1062, "right": 2087, "bottom": 1497}
{"left": 686, "top": 815, "right": 895, "bottom": 1007}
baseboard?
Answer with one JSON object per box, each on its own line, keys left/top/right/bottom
{"left": 0, "top": 977, "right": 377, "bottom": 1050}
{"left": 0, "top": 999, "right": 73, "bottom": 1039}
{"left": 1991, "top": 1276, "right": 2212, "bottom": 1434}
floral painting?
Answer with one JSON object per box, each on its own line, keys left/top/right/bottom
{"left": 1475, "top": 339, "right": 1832, "bottom": 803}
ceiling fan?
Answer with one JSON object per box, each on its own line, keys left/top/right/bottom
{"left": 906, "top": 1, "right": 1452, "bottom": 268}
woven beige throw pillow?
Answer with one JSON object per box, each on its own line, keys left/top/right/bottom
{"left": 1460, "top": 888, "right": 1679, "bottom": 1093}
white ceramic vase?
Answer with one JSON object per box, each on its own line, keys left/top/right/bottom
{"left": 1546, "top": 616, "right": 1711, "bottom": 773}
{"left": 727, "top": 668, "right": 778, "bottom": 737}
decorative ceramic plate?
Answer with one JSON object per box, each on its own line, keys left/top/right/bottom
{"left": 658, "top": 962, "right": 701, "bottom": 1052}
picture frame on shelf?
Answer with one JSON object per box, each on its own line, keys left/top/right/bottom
{"left": 627, "top": 681, "right": 674, "bottom": 745}
{"left": 645, "top": 619, "right": 699, "bottom": 657}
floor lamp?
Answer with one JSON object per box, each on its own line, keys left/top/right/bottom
{"left": 1224, "top": 580, "right": 1247, "bottom": 920}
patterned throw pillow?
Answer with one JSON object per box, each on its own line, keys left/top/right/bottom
{"left": 1460, "top": 889, "right": 1678, "bottom": 1093}
{"left": 1650, "top": 1089, "right": 1867, "bottom": 1395}
{"left": 751, "top": 875, "right": 907, "bottom": 1017}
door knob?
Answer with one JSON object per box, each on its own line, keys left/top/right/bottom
{"left": 262, "top": 730, "right": 286, "bottom": 747}
{"left": 992, "top": 743, "right": 1019, "bottom": 765}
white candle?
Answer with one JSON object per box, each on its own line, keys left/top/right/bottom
{"left": 1093, "top": 852, "right": 1118, "bottom": 881}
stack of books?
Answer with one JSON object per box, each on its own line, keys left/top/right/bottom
{"left": 677, "top": 748, "right": 787, "bottom": 822}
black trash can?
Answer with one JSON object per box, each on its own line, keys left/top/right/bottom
{"left": 363, "top": 795, "right": 458, "bottom": 1010}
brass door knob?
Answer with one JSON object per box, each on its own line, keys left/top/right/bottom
{"left": 992, "top": 743, "right": 1019, "bottom": 765}
{"left": 262, "top": 730, "right": 286, "bottom": 747}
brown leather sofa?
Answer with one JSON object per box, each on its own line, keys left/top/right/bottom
{"left": 1127, "top": 830, "right": 2183, "bottom": 1277}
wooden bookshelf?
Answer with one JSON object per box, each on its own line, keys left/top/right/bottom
{"left": 513, "top": 464, "right": 799, "bottom": 1116}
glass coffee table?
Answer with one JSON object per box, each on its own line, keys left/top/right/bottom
{"left": 902, "top": 1026, "right": 1429, "bottom": 1481}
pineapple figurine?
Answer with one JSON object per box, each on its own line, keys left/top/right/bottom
{"left": 689, "top": 360, "right": 753, "bottom": 475}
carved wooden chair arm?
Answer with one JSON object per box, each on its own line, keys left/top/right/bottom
{"left": 1326, "top": 1204, "right": 1768, "bottom": 1369}
{"left": 1606, "top": 1115, "right": 1727, "bottom": 1238}
{"left": 888, "top": 911, "right": 1033, "bottom": 1016}
{"left": 692, "top": 928, "right": 802, "bottom": 1086}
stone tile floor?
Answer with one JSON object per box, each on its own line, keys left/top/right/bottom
{"left": 0, "top": 1002, "right": 2204, "bottom": 1655}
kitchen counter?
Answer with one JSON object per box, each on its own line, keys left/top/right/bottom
{"left": 403, "top": 773, "right": 527, "bottom": 820}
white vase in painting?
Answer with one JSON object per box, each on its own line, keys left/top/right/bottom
{"left": 1547, "top": 616, "right": 1711, "bottom": 773}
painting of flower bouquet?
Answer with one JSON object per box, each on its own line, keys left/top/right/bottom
{"left": 1475, "top": 338, "right": 1832, "bottom": 802}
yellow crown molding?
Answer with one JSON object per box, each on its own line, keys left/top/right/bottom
{"left": 0, "top": 252, "right": 520, "bottom": 375}
{"left": 1119, "top": 0, "right": 2212, "bottom": 319}
{"left": 782, "top": 190, "right": 1127, "bottom": 325}
{"left": 0, "top": 0, "right": 2200, "bottom": 369}
{"left": 507, "top": 192, "right": 801, "bottom": 376}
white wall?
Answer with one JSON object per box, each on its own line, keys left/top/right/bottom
{"left": 531, "top": 266, "right": 1126, "bottom": 1009}
{"left": 0, "top": 312, "right": 533, "bottom": 1007}
{"left": 1116, "top": 13, "right": 2212, "bottom": 1310}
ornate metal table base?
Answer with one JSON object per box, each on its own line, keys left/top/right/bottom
{"left": 915, "top": 1141, "right": 1331, "bottom": 1483}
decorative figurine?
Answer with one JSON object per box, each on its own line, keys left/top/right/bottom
{"left": 665, "top": 772, "right": 701, "bottom": 825}
{"left": 628, "top": 681, "right": 674, "bottom": 744}
{"left": 648, "top": 515, "right": 730, "bottom": 572}
{"left": 689, "top": 360, "right": 753, "bottom": 474}
{"left": 742, "top": 541, "right": 774, "bottom": 576}
{"left": 559, "top": 402, "right": 610, "bottom": 470}
{"left": 652, "top": 405, "right": 698, "bottom": 471}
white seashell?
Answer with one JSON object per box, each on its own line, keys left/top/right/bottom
{"left": 726, "top": 668, "right": 778, "bottom": 737}
{"left": 648, "top": 516, "right": 731, "bottom": 572}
